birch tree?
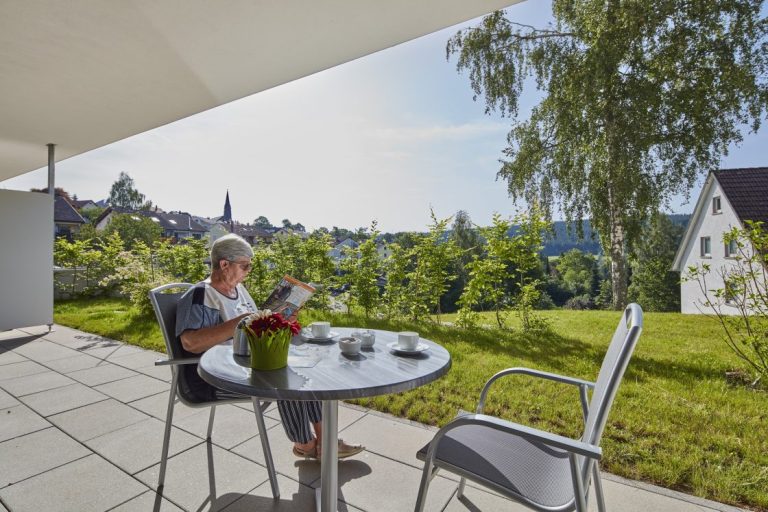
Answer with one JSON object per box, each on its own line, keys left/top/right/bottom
{"left": 448, "top": 1, "right": 768, "bottom": 308}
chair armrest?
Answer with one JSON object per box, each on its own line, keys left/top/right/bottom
{"left": 478, "top": 367, "right": 595, "bottom": 422}
{"left": 424, "top": 413, "right": 602, "bottom": 465}
{"left": 155, "top": 357, "right": 201, "bottom": 367}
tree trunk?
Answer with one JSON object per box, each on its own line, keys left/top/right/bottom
{"left": 609, "top": 217, "right": 628, "bottom": 310}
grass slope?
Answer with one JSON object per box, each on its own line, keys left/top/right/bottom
{"left": 55, "top": 300, "right": 768, "bottom": 510}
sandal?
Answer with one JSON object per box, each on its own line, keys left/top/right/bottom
{"left": 317, "top": 439, "right": 365, "bottom": 459}
{"left": 292, "top": 444, "right": 318, "bottom": 459}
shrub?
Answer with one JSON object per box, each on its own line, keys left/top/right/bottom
{"left": 564, "top": 294, "right": 594, "bottom": 310}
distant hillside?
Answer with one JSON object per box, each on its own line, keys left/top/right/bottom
{"left": 511, "top": 214, "right": 691, "bottom": 256}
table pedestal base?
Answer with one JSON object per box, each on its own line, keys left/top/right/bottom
{"left": 317, "top": 399, "right": 339, "bottom": 512}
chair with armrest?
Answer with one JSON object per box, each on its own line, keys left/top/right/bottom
{"left": 414, "top": 303, "right": 644, "bottom": 512}
{"left": 149, "top": 283, "right": 279, "bottom": 498}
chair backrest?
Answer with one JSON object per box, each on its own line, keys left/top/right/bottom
{"left": 149, "top": 283, "right": 193, "bottom": 361}
{"left": 583, "top": 303, "right": 643, "bottom": 447}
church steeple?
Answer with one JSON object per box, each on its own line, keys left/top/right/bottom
{"left": 222, "top": 190, "right": 232, "bottom": 222}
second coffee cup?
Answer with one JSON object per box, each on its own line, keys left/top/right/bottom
{"left": 310, "top": 321, "right": 331, "bottom": 338}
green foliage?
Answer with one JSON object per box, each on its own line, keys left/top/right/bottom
{"left": 105, "top": 213, "right": 162, "bottom": 249}
{"left": 406, "top": 211, "right": 457, "bottom": 322}
{"left": 253, "top": 215, "right": 272, "bottom": 228}
{"left": 628, "top": 213, "right": 684, "bottom": 312}
{"left": 448, "top": 2, "right": 768, "bottom": 308}
{"left": 684, "top": 221, "right": 768, "bottom": 383}
{"left": 556, "top": 249, "right": 598, "bottom": 296}
{"left": 381, "top": 243, "right": 411, "bottom": 319}
{"left": 242, "top": 232, "right": 335, "bottom": 309}
{"left": 457, "top": 214, "right": 514, "bottom": 328}
{"left": 108, "top": 171, "right": 147, "bottom": 210}
{"left": 108, "top": 241, "right": 170, "bottom": 316}
{"left": 339, "top": 222, "right": 382, "bottom": 318}
{"left": 154, "top": 238, "right": 209, "bottom": 284}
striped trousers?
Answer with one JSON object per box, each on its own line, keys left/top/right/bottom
{"left": 277, "top": 400, "right": 322, "bottom": 443}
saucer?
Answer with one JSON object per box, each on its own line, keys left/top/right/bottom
{"left": 300, "top": 329, "right": 340, "bottom": 343}
{"left": 387, "top": 341, "right": 429, "bottom": 354}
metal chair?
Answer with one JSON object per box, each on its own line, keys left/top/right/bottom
{"left": 149, "top": 283, "right": 279, "bottom": 498}
{"left": 414, "top": 303, "right": 644, "bottom": 512}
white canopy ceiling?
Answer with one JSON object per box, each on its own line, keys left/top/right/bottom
{"left": 0, "top": 0, "right": 522, "bottom": 182}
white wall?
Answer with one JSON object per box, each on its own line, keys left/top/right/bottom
{"left": 0, "top": 189, "right": 53, "bottom": 330}
{"left": 679, "top": 181, "right": 743, "bottom": 314}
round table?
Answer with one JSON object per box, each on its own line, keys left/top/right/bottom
{"left": 198, "top": 327, "right": 451, "bottom": 512}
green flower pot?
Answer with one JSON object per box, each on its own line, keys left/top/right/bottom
{"left": 247, "top": 329, "right": 291, "bottom": 370}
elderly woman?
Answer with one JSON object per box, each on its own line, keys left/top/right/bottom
{"left": 175, "top": 233, "right": 363, "bottom": 459}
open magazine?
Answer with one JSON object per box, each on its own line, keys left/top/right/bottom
{"left": 261, "top": 275, "right": 315, "bottom": 319}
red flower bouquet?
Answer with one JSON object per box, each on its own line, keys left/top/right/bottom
{"left": 239, "top": 310, "right": 300, "bottom": 370}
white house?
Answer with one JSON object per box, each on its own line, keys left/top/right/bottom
{"left": 671, "top": 167, "right": 768, "bottom": 314}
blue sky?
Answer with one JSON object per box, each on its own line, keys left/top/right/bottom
{"left": 1, "top": 2, "right": 764, "bottom": 233}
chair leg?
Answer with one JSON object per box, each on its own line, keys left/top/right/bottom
{"left": 414, "top": 461, "right": 437, "bottom": 512}
{"left": 593, "top": 464, "right": 606, "bottom": 512}
{"left": 158, "top": 373, "right": 178, "bottom": 490}
{"left": 252, "top": 397, "right": 280, "bottom": 499}
{"left": 457, "top": 477, "right": 466, "bottom": 498}
{"left": 207, "top": 405, "right": 216, "bottom": 440}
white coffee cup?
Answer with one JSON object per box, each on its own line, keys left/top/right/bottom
{"left": 310, "top": 321, "right": 331, "bottom": 338}
{"left": 398, "top": 331, "right": 419, "bottom": 350}
{"left": 339, "top": 337, "right": 361, "bottom": 356}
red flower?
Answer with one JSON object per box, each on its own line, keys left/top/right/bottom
{"left": 244, "top": 311, "right": 301, "bottom": 338}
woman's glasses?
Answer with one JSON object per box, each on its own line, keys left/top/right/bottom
{"left": 228, "top": 259, "right": 252, "bottom": 272}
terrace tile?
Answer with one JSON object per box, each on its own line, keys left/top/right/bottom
{"left": 67, "top": 362, "right": 138, "bottom": 386}
{"left": 0, "top": 404, "right": 51, "bottom": 443}
{"left": 175, "top": 404, "right": 281, "bottom": 449}
{"left": 339, "top": 411, "right": 437, "bottom": 468}
{"left": 0, "top": 369, "right": 75, "bottom": 396}
{"left": 41, "top": 352, "right": 103, "bottom": 373}
{"left": 0, "top": 360, "right": 50, "bottom": 380}
{"left": 130, "top": 391, "right": 200, "bottom": 421}
{"left": 135, "top": 443, "right": 271, "bottom": 512}
{"left": 94, "top": 374, "right": 169, "bottom": 403}
{"left": 0, "top": 349, "right": 27, "bottom": 366}
{"left": 11, "top": 338, "right": 80, "bottom": 362}
{"left": 48, "top": 398, "right": 150, "bottom": 442}
{"left": 221, "top": 474, "right": 364, "bottom": 512}
{"left": 110, "top": 490, "right": 186, "bottom": 512}
{"left": 0, "top": 427, "right": 90, "bottom": 487}
{"left": 0, "top": 388, "right": 18, "bottom": 409}
{"left": 85, "top": 417, "right": 202, "bottom": 474}
{"left": 0, "top": 454, "right": 147, "bottom": 512}
{"left": 316, "top": 449, "right": 458, "bottom": 512}
{"left": 108, "top": 349, "right": 166, "bottom": 369}
{"left": 19, "top": 382, "right": 108, "bottom": 416}
{"left": 231, "top": 423, "right": 321, "bottom": 486}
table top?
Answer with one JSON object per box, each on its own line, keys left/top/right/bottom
{"left": 198, "top": 327, "right": 451, "bottom": 401}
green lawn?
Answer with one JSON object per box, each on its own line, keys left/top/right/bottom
{"left": 55, "top": 300, "right": 768, "bottom": 511}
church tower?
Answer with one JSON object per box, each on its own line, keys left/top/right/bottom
{"left": 222, "top": 190, "right": 232, "bottom": 222}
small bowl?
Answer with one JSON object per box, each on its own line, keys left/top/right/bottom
{"left": 338, "top": 336, "right": 362, "bottom": 356}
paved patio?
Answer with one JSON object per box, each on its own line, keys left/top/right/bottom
{"left": 0, "top": 325, "right": 746, "bottom": 512}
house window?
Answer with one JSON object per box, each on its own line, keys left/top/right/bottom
{"left": 712, "top": 196, "right": 722, "bottom": 214}
{"left": 725, "top": 239, "right": 738, "bottom": 258}
{"left": 700, "top": 236, "right": 711, "bottom": 257}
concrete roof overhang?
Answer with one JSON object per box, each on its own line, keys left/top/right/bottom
{"left": 0, "top": 0, "right": 523, "bottom": 182}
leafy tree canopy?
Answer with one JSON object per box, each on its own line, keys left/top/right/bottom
{"left": 108, "top": 172, "right": 148, "bottom": 210}
{"left": 448, "top": 0, "right": 768, "bottom": 308}
{"left": 253, "top": 216, "right": 273, "bottom": 229}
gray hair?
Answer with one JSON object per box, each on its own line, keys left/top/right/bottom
{"left": 210, "top": 234, "right": 253, "bottom": 270}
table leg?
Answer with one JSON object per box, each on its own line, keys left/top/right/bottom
{"left": 317, "top": 399, "right": 338, "bottom": 512}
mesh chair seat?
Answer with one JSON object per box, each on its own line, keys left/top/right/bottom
{"left": 418, "top": 424, "right": 573, "bottom": 508}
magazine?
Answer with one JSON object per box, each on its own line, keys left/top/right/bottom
{"left": 261, "top": 275, "right": 316, "bottom": 319}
